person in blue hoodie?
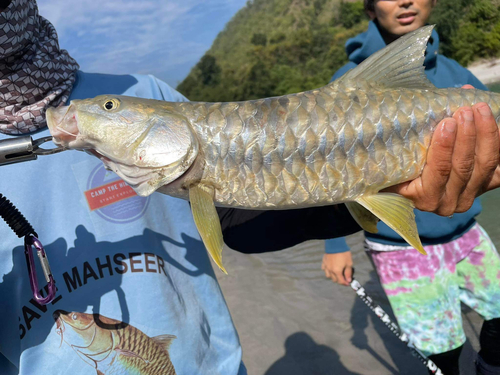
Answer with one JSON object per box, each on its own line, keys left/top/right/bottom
{"left": 323, "top": 1, "right": 500, "bottom": 374}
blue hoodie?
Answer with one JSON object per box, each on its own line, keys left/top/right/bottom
{"left": 325, "top": 21, "right": 488, "bottom": 254}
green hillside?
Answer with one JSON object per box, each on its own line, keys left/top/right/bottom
{"left": 177, "top": 0, "right": 500, "bottom": 102}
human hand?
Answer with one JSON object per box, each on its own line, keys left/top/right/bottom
{"left": 386, "top": 86, "right": 500, "bottom": 216}
{"left": 321, "top": 252, "right": 353, "bottom": 286}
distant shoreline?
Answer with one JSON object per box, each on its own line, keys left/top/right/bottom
{"left": 468, "top": 58, "right": 500, "bottom": 86}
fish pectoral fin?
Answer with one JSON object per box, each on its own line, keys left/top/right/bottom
{"left": 336, "top": 25, "right": 435, "bottom": 90}
{"left": 354, "top": 193, "right": 426, "bottom": 255}
{"left": 115, "top": 348, "right": 149, "bottom": 364}
{"left": 152, "top": 334, "right": 177, "bottom": 351}
{"left": 189, "top": 184, "right": 228, "bottom": 274}
{"left": 345, "top": 202, "right": 379, "bottom": 234}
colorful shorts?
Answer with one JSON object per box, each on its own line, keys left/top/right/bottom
{"left": 369, "top": 224, "right": 500, "bottom": 356}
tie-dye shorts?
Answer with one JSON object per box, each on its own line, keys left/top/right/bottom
{"left": 368, "top": 224, "right": 500, "bottom": 356}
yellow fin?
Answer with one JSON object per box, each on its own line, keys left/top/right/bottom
{"left": 345, "top": 202, "right": 379, "bottom": 234}
{"left": 355, "top": 193, "right": 426, "bottom": 255}
{"left": 189, "top": 184, "right": 227, "bottom": 274}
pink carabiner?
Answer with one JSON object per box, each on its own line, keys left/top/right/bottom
{"left": 24, "top": 235, "right": 56, "bottom": 305}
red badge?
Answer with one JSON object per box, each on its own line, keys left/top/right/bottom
{"left": 84, "top": 180, "right": 137, "bottom": 211}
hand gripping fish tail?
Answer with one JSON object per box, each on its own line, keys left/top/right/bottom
{"left": 46, "top": 25, "right": 500, "bottom": 274}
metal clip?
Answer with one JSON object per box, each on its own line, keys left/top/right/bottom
{"left": 0, "top": 135, "right": 66, "bottom": 167}
{"left": 0, "top": 135, "right": 37, "bottom": 166}
{"left": 32, "top": 136, "right": 67, "bottom": 156}
{"left": 24, "top": 235, "right": 56, "bottom": 305}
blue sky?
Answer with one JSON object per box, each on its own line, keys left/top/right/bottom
{"left": 38, "top": 0, "right": 249, "bottom": 88}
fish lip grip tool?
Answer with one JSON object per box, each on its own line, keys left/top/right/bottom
{"left": 0, "top": 135, "right": 64, "bottom": 304}
{"left": 0, "top": 135, "right": 66, "bottom": 166}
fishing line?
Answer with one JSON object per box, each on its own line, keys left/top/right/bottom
{"left": 350, "top": 277, "right": 444, "bottom": 375}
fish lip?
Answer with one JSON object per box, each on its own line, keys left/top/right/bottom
{"left": 53, "top": 309, "right": 68, "bottom": 322}
{"left": 47, "top": 105, "right": 80, "bottom": 146}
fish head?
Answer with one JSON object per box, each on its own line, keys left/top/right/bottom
{"left": 46, "top": 95, "right": 199, "bottom": 196}
{"left": 53, "top": 310, "right": 97, "bottom": 348}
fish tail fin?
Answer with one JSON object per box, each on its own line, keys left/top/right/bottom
{"left": 152, "top": 334, "right": 177, "bottom": 351}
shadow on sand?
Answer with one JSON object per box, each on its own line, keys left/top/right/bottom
{"left": 265, "top": 332, "right": 362, "bottom": 375}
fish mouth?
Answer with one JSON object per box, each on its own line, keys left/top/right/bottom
{"left": 53, "top": 310, "right": 66, "bottom": 348}
{"left": 46, "top": 105, "right": 80, "bottom": 146}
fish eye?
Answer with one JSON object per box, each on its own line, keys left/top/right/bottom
{"left": 103, "top": 99, "right": 119, "bottom": 111}
{"left": 72, "top": 314, "right": 77, "bottom": 320}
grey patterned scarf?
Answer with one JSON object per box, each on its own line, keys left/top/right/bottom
{"left": 0, "top": 0, "right": 79, "bottom": 135}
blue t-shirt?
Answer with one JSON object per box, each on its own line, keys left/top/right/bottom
{"left": 0, "top": 71, "right": 246, "bottom": 375}
{"left": 325, "top": 21, "right": 488, "bottom": 253}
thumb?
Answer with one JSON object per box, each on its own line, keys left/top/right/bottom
{"left": 344, "top": 266, "right": 353, "bottom": 283}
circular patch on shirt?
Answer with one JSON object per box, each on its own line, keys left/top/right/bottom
{"left": 86, "top": 164, "right": 150, "bottom": 223}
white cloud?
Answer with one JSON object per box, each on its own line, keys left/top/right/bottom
{"left": 37, "top": 0, "right": 247, "bottom": 86}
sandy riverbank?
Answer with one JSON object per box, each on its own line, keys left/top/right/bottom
{"left": 468, "top": 58, "right": 500, "bottom": 85}
{"left": 217, "top": 233, "right": 483, "bottom": 374}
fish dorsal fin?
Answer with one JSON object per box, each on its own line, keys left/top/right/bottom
{"left": 338, "top": 25, "right": 436, "bottom": 90}
{"left": 345, "top": 202, "right": 379, "bottom": 233}
{"left": 152, "top": 334, "right": 177, "bottom": 351}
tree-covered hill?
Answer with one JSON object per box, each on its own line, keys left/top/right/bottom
{"left": 177, "top": 0, "right": 500, "bottom": 102}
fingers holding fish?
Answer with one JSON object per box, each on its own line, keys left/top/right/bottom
{"left": 483, "top": 163, "right": 500, "bottom": 195}
{"left": 421, "top": 118, "right": 459, "bottom": 216}
{"left": 442, "top": 106, "right": 477, "bottom": 215}
{"left": 455, "top": 102, "right": 499, "bottom": 212}
{"left": 385, "top": 118, "right": 458, "bottom": 214}
{"left": 388, "top": 102, "right": 500, "bottom": 216}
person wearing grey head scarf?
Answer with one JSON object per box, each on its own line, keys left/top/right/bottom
{"left": 0, "top": 0, "right": 79, "bottom": 134}
{"left": 0, "top": 1, "right": 250, "bottom": 374}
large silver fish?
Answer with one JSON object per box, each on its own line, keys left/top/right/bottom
{"left": 47, "top": 26, "right": 500, "bottom": 273}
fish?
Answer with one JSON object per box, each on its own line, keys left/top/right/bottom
{"left": 46, "top": 26, "right": 500, "bottom": 274}
{"left": 53, "top": 310, "right": 177, "bottom": 375}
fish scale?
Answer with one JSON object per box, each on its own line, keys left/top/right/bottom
{"left": 177, "top": 85, "right": 500, "bottom": 209}
{"left": 109, "top": 324, "right": 176, "bottom": 375}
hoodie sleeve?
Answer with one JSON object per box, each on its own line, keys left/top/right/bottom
{"left": 465, "top": 71, "right": 489, "bottom": 91}
{"left": 325, "top": 237, "right": 350, "bottom": 254}
{"left": 434, "top": 56, "right": 489, "bottom": 91}
{"left": 151, "top": 75, "right": 190, "bottom": 102}
{"left": 217, "top": 205, "right": 360, "bottom": 254}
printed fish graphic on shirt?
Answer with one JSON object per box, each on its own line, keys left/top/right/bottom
{"left": 53, "top": 310, "right": 176, "bottom": 375}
